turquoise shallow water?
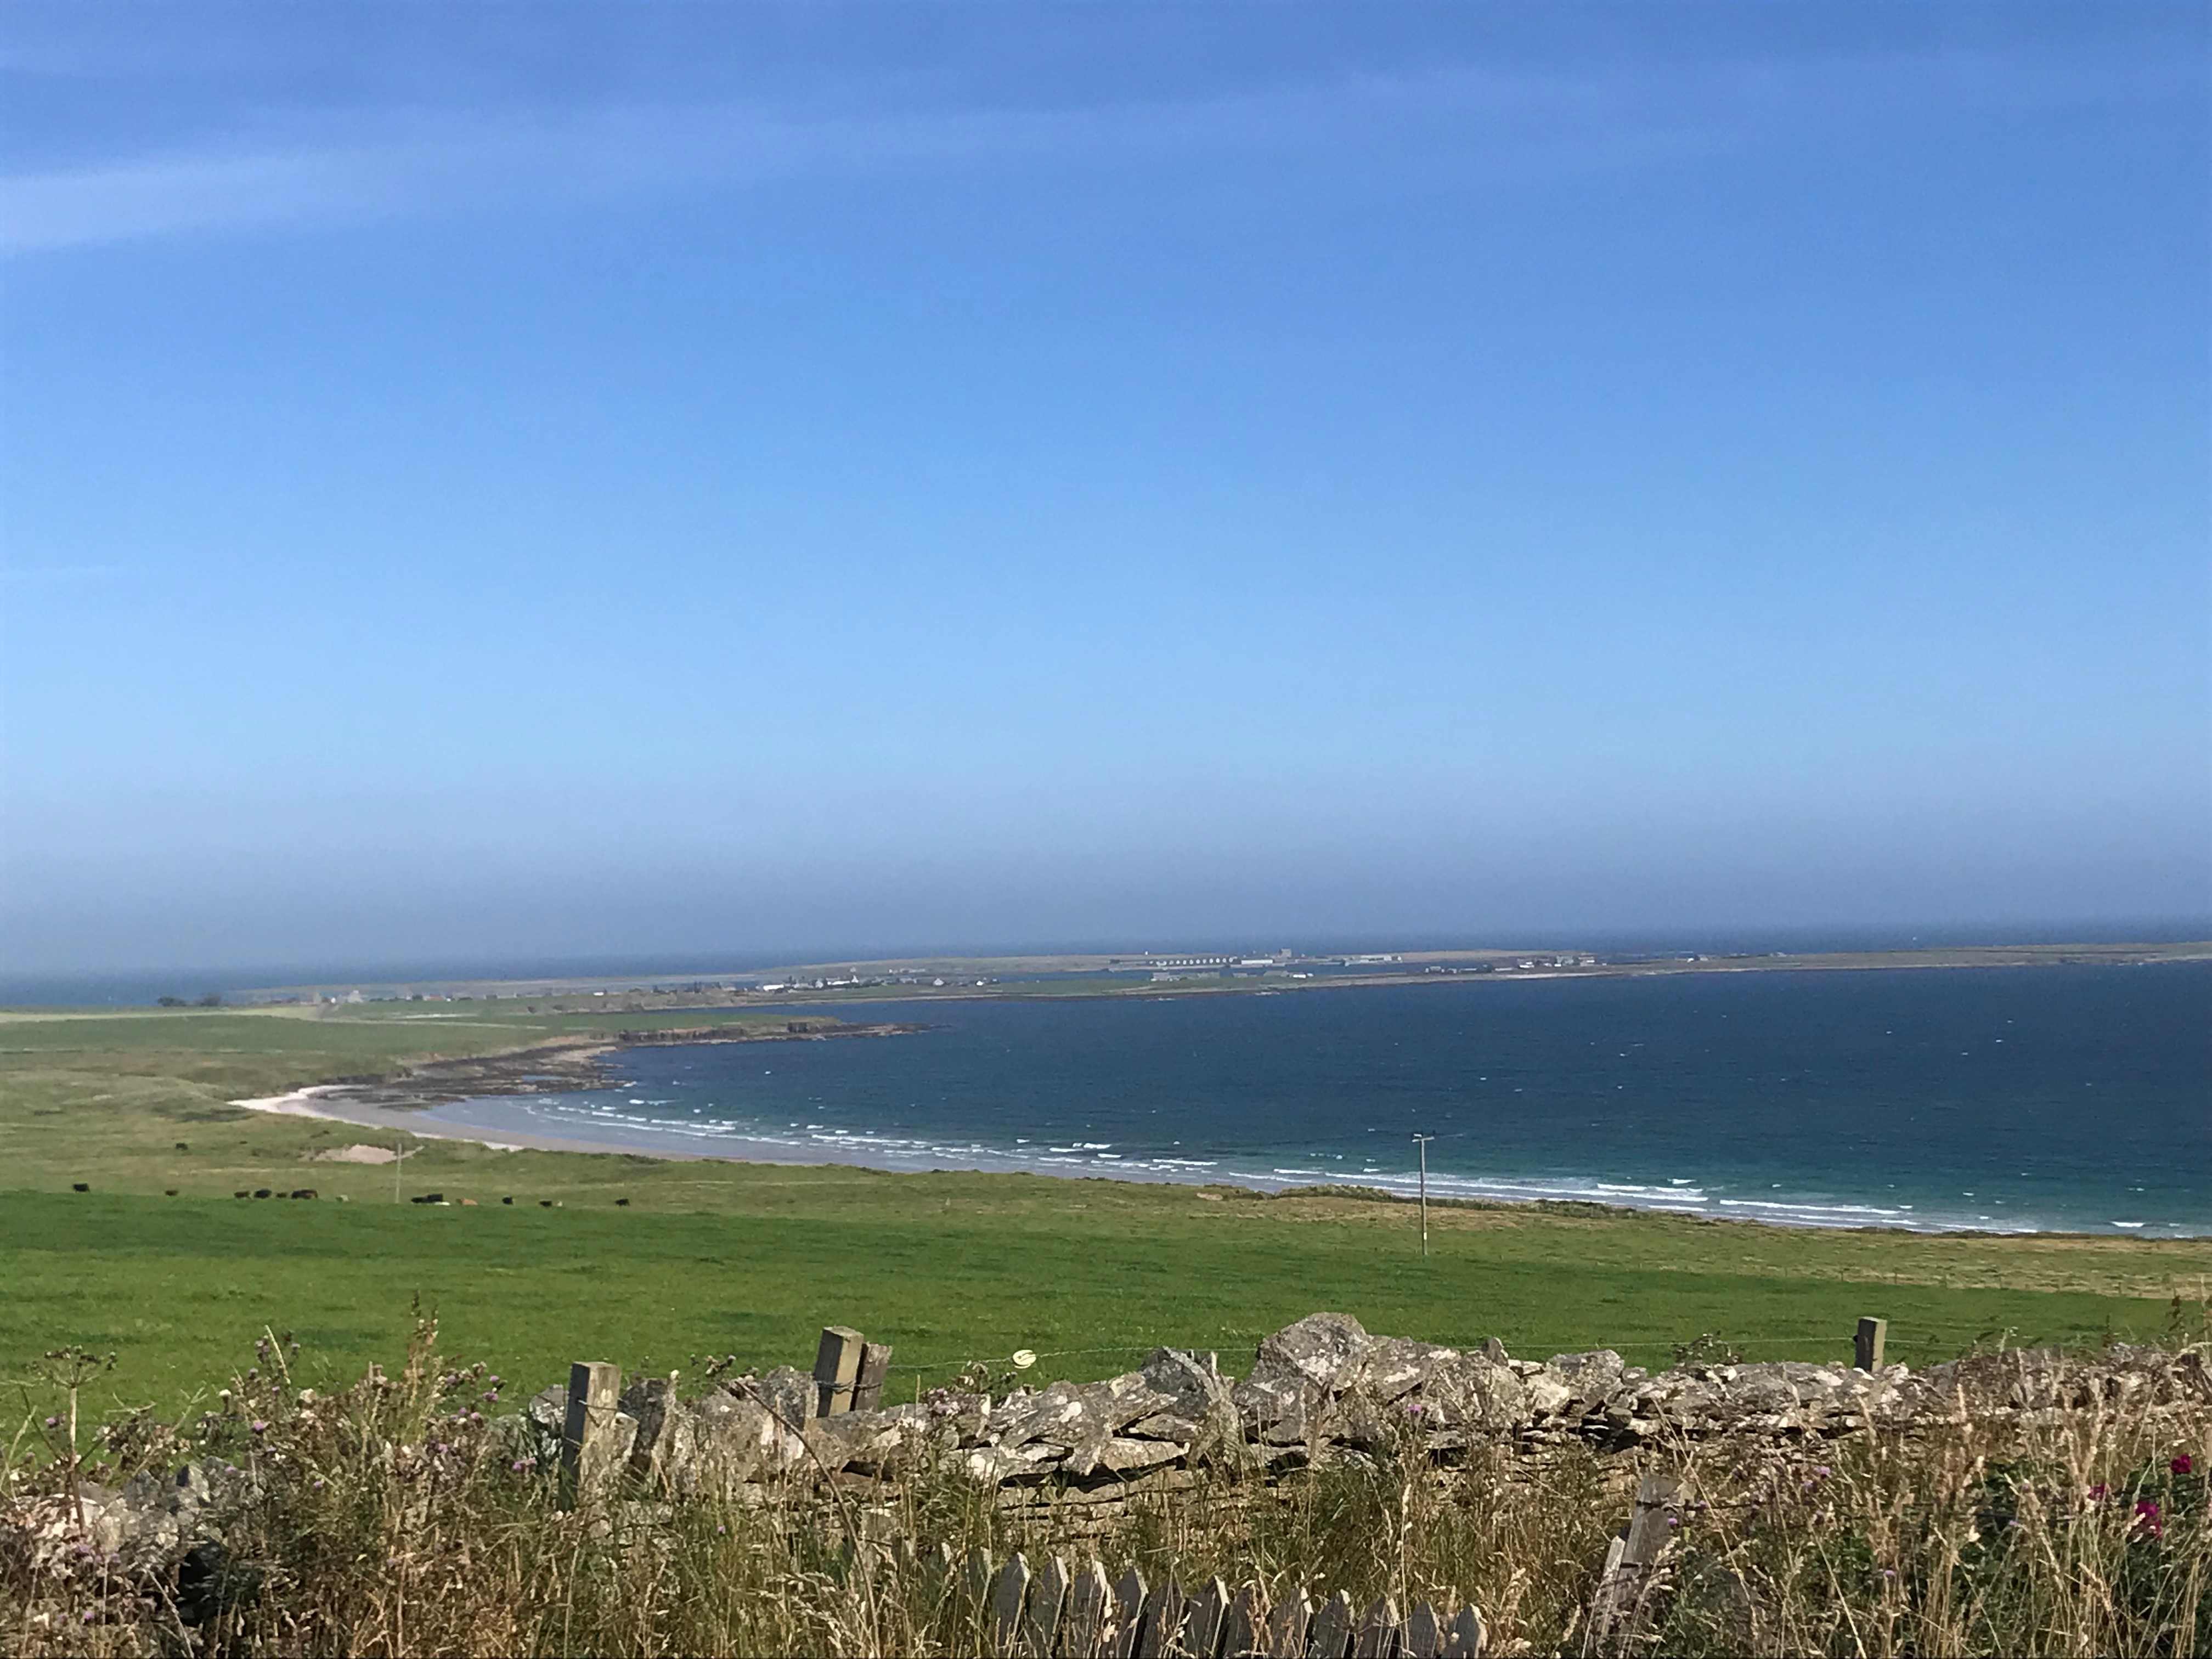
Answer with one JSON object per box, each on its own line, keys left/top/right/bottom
{"left": 436, "top": 961, "right": 2210, "bottom": 1236}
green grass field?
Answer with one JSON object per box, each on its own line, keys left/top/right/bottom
{"left": 3, "top": 1004, "right": 2205, "bottom": 1424}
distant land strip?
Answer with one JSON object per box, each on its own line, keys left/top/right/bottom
{"left": 234, "top": 938, "right": 2212, "bottom": 1013}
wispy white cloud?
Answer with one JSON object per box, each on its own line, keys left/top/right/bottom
{"left": 1, "top": 40, "right": 2183, "bottom": 256}
{"left": 0, "top": 66, "right": 1691, "bottom": 255}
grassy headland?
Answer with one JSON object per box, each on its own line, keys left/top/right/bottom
{"left": 2, "top": 1002, "right": 2205, "bottom": 1423}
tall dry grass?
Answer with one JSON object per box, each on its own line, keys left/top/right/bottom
{"left": 4, "top": 1320, "right": 2205, "bottom": 1656}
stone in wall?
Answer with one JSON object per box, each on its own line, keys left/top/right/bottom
{"left": 1233, "top": 1312, "right": 1375, "bottom": 1444}
{"left": 803, "top": 1402, "right": 939, "bottom": 1478}
{"left": 622, "top": 1376, "right": 697, "bottom": 1487}
{"left": 982, "top": 1370, "right": 1181, "bottom": 1479}
{"left": 749, "top": 1366, "right": 818, "bottom": 1432}
{"left": 690, "top": 1389, "right": 807, "bottom": 1490}
{"left": 1387, "top": 1351, "right": 1532, "bottom": 1449}
{"left": 1125, "top": 1347, "right": 1240, "bottom": 1456}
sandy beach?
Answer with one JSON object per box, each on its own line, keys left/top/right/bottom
{"left": 229, "top": 1082, "right": 1275, "bottom": 1189}
{"left": 230, "top": 1084, "right": 812, "bottom": 1164}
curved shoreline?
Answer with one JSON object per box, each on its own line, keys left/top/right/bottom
{"left": 237, "top": 1018, "right": 929, "bottom": 1114}
{"left": 233, "top": 1079, "right": 2203, "bottom": 1242}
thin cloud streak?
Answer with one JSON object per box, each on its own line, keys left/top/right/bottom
{"left": 0, "top": 64, "right": 1748, "bottom": 255}
{"left": 7, "top": 35, "right": 2172, "bottom": 256}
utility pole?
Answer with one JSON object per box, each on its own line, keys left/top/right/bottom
{"left": 394, "top": 1135, "right": 403, "bottom": 1205}
{"left": 1412, "top": 1134, "right": 1435, "bottom": 1256}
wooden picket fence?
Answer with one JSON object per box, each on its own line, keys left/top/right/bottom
{"left": 930, "top": 1544, "right": 1486, "bottom": 1658}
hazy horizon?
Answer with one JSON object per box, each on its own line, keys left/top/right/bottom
{"left": 4, "top": 4, "right": 2206, "bottom": 977}
{"left": 7, "top": 918, "right": 2209, "bottom": 1009}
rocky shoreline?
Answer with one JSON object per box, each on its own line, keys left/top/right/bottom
{"left": 285, "top": 1018, "right": 929, "bottom": 1113}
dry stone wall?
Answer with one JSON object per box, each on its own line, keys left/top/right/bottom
{"left": 519, "top": 1312, "right": 2212, "bottom": 1504}
{"left": 14, "top": 1310, "right": 2205, "bottom": 1635}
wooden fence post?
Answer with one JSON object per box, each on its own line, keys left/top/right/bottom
{"left": 1026, "top": 1556, "right": 1073, "bottom": 1658}
{"left": 989, "top": 1554, "right": 1032, "bottom": 1655}
{"left": 854, "top": 1340, "right": 894, "bottom": 1411}
{"left": 1263, "top": 1591, "right": 1310, "bottom": 1658}
{"left": 1133, "top": 1575, "right": 1184, "bottom": 1658}
{"left": 1854, "top": 1316, "right": 1887, "bottom": 1372}
{"left": 1184, "top": 1578, "right": 1229, "bottom": 1657}
{"left": 1065, "top": 1560, "right": 1113, "bottom": 1658}
{"left": 1310, "top": 1590, "right": 1355, "bottom": 1659}
{"left": 1352, "top": 1596, "right": 1398, "bottom": 1657}
{"left": 1403, "top": 1602, "right": 1443, "bottom": 1658}
{"left": 1585, "top": 1472, "right": 1681, "bottom": 1657}
{"left": 560, "top": 1360, "right": 622, "bottom": 1501}
{"left": 954, "top": 1547, "right": 992, "bottom": 1651}
{"left": 1220, "top": 1584, "right": 1265, "bottom": 1658}
{"left": 1109, "top": 1567, "right": 1146, "bottom": 1659}
{"left": 814, "top": 1325, "right": 865, "bottom": 1416}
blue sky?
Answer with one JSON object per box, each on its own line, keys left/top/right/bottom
{"left": 2, "top": 4, "right": 2206, "bottom": 975}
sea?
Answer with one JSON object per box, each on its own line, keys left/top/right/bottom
{"left": 422, "top": 961, "right": 2210, "bottom": 1238}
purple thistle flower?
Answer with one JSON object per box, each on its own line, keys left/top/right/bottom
{"left": 250, "top": 1420, "right": 267, "bottom": 1434}
{"left": 2174, "top": 1455, "right": 2196, "bottom": 1476}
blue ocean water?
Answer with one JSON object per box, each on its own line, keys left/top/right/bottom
{"left": 438, "top": 963, "right": 2210, "bottom": 1237}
